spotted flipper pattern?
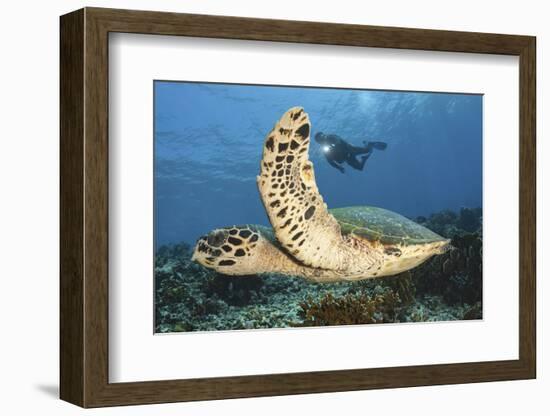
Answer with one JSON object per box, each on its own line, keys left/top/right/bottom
{"left": 257, "top": 107, "right": 358, "bottom": 271}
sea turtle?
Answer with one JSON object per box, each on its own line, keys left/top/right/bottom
{"left": 192, "top": 107, "right": 450, "bottom": 283}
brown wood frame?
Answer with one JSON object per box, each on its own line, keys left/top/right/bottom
{"left": 60, "top": 7, "right": 536, "bottom": 408}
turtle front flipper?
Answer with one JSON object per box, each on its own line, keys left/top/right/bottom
{"left": 257, "top": 107, "right": 354, "bottom": 271}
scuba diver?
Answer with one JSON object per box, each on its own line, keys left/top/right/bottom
{"left": 314, "top": 132, "right": 387, "bottom": 174}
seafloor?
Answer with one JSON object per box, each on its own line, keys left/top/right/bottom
{"left": 155, "top": 208, "right": 482, "bottom": 333}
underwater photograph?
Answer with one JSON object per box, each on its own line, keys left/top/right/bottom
{"left": 154, "top": 81, "right": 483, "bottom": 333}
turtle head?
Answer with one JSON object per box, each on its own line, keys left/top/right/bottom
{"left": 192, "top": 226, "right": 265, "bottom": 275}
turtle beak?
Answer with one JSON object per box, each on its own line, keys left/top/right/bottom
{"left": 191, "top": 236, "right": 208, "bottom": 262}
{"left": 191, "top": 244, "right": 199, "bottom": 262}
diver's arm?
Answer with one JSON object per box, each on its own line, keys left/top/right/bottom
{"left": 326, "top": 156, "right": 345, "bottom": 173}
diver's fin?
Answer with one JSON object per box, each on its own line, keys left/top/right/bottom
{"left": 364, "top": 141, "right": 387, "bottom": 150}
{"left": 257, "top": 107, "right": 348, "bottom": 270}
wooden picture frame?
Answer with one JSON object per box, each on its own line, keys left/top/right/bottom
{"left": 60, "top": 7, "right": 536, "bottom": 408}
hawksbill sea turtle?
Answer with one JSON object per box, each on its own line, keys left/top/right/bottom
{"left": 192, "top": 107, "right": 451, "bottom": 283}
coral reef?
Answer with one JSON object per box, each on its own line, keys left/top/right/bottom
{"left": 412, "top": 228, "right": 482, "bottom": 309}
{"left": 155, "top": 207, "right": 483, "bottom": 332}
{"left": 418, "top": 207, "right": 481, "bottom": 238}
{"left": 296, "top": 288, "right": 400, "bottom": 326}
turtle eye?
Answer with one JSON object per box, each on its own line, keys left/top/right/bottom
{"left": 207, "top": 231, "right": 226, "bottom": 247}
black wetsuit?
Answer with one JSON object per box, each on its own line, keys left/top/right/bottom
{"left": 315, "top": 132, "right": 387, "bottom": 173}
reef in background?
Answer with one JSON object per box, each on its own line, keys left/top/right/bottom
{"left": 155, "top": 207, "right": 482, "bottom": 333}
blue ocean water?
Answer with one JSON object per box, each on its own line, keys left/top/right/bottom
{"left": 154, "top": 81, "right": 482, "bottom": 247}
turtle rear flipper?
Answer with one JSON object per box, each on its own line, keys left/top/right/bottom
{"left": 257, "top": 107, "right": 351, "bottom": 271}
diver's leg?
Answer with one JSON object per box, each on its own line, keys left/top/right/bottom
{"left": 346, "top": 154, "right": 369, "bottom": 171}
{"left": 349, "top": 143, "right": 373, "bottom": 156}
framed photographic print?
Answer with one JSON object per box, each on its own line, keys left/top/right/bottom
{"left": 60, "top": 7, "right": 536, "bottom": 408}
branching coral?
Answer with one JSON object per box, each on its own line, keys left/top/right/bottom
{"left": 295, "top": 289, "right": 401, "bottom": 327}
{"left": 203, "top": 273, "right": 264, "bottom": 306}
{"left": 382, "top": 272, "right": 416, "bottom": 306}
{"left": 412, "top": 230, "right": 482, "bottom": 305}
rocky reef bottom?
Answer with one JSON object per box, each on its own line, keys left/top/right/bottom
{"left": 155, "top": 208, "right": 482, "bottom": 333}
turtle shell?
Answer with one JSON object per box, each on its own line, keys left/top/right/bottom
{"left": 330, "top": 206, "right": 446, "bottom": 246}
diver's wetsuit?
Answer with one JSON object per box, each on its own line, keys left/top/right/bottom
{"left": 314, "top": 132, "right": 387, "bottom": 173}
